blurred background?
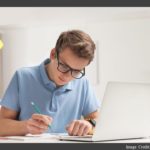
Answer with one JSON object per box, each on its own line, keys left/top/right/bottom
{"left": 0, "top": 7, "right": 150, "bottom": 101}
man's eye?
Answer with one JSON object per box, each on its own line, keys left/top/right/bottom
{"left": 73, "top": 70, "right": 80, "bottom": 74}
{"left": 60, "top": 63, "right": 69, "bottom": 69}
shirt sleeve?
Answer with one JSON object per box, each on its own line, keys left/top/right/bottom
{"left": 82, "top": 79, "right": 101, "bottom": 117}
{"left": 0, "top": 71, "right": 20, "bottom": 112}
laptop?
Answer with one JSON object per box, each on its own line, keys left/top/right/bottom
{"left": 59, "top": 81, "right": 150, "bottom": 142}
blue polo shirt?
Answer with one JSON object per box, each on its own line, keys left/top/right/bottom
{"left": 0, "top": 59, "right": 100, "bottom": 133}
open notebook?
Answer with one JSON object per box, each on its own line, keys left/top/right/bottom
{"left": 59, "top": 81, "right": 150, "bottom": 142}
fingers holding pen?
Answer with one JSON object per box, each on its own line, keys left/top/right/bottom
{"left": 26, "top": 118, "right": 45, "bottom": 134}
{"left": 26, "top": 114, "right": 53, "bottom": 134}
{"left": 32, "top": 114, "right": 53, "bottom": 126}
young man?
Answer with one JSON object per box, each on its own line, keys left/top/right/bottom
{"left": 0, "top": 30, "right": 100, "bottom": 136}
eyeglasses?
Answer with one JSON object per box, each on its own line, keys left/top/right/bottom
{"left": 56, "top": 53, "right": 85, "bottom": 79}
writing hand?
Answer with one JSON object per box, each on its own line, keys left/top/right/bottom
{"left": 25, "top": 114, "right": 53, "bottom": 135}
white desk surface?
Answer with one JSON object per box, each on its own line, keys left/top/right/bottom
{"left": 0, "top": 134, "right": 150, "bottom": 143}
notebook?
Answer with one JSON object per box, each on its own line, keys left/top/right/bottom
{"left": 59, "top": 81, "right": 150, "bottom": 142}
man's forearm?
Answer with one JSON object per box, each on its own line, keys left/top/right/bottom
{"left": 0, "top": 119, "right": 28, "bottom": 136}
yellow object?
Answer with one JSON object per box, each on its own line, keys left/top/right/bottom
{"left": 0, "top": 40, "right": 4, "bottom": 49}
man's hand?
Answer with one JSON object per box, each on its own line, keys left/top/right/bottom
{"left": 66, "top": 120, "right": 93, "bottom": 136}
{"left": 25, "top": 114, "right": 53, "bottom": 135}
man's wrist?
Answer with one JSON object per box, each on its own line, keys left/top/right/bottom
{"left": 85, "top": 118, "right": 96, "bottom": 127}
{"left": 85, "top": 118, "right": 96, "bottom": 135}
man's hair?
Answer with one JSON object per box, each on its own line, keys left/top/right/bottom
{"left": 55, "top": 29, "right": 96, "bottom": 63}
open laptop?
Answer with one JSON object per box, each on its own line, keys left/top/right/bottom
{"left": 59, "top": 81, "right": 150, "bottom": 142}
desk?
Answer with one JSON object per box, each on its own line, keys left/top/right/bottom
{"left": 0, "top": 134, "right": 150, "bottom": 143}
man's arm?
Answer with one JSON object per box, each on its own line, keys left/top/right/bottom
{"left": 0, "top": 106, "right": 27, "bottom": 136}
{"left": 0, "top": 106, "right": 53, "bottom": 136}
{"left": 84, "top": 110, "right": 99, "bottom": 120}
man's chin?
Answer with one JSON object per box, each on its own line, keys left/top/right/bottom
{"left": 55, "top": 80, "right": 67, "bottom": 86}
{"left": 58, "top": 77, "right": 68, "bottom": 85}
{"left": 56, "top": 83, "right": 66, "bottom": 87}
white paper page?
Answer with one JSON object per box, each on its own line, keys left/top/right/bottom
{"left": 0, "top": 133, "right": 66, "bottom": 143}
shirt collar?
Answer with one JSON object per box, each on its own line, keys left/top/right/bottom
{"left": 39, "top": 58, "right": 73, "bottom": 92}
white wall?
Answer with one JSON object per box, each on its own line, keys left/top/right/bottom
{"left": 0, "top": 8, "right": 150, "bottom": 101}
{"left": 99, "top": 19, "right": 150, "bottom": 82}
{"left": 0, "top": 26, "right": 29, "bottom": 94}
{"left": 87, "top": 18, "right": 150, "bottom": 100}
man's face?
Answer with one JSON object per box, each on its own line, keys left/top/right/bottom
{"left": 49, "top": 48, "right": 89, "bottom": 86}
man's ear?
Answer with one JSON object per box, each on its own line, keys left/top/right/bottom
{"left": 54, "top": 52, "right": 57, "bottom": 58}
{"left": 50, "top": 48, "right": 57, "bottom": 59}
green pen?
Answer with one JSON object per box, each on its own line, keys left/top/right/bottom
{"left": 31, "top": 101, "right": 51, "bottom": 128}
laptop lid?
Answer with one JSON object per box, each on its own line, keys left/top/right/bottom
{"left": 93, "top": 81, "right": 150, "bottom": 141}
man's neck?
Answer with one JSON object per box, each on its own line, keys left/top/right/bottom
{"left": 45, "top": 63, "right": 62, "bottom": 88}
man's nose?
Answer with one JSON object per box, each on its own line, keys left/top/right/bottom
{"left": 63, "top": 70, "right": 72, "bottom": 77}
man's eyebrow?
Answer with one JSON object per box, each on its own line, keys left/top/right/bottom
{"left": 59, "top": 58, "right": 83, "bottom": 71}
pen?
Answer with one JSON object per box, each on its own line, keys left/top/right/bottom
{"left": 31, "top": 101, "right": 51, "bottom": 128}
